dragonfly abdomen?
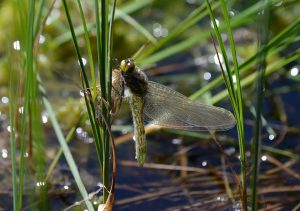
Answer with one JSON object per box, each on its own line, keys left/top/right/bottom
{"left": 129, "top": 94, "right": 147, "bottom": 166}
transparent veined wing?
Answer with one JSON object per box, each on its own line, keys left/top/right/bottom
{"left": 143, "top": 81, "right": 236, "bottom": 131}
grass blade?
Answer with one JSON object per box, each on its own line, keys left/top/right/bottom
{"left": 206, "top": 0, "right": 247, "bottom": 209}
{"left": 18, "top": 0, "right": 35, "bottom": 209}
{"left": 251, "top": 2, "right": 271, "bottom": 210}
{"left": 38, "top": 75, "right": 94, "bottom": 211}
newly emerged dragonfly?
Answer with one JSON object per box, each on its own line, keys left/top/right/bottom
{"left": 82, "top": 58, "right": 236, "bottom": 166}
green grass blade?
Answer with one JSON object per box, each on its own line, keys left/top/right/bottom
{"left": 76, "top": 0, "right": 97, "bottom": 93}
{"left": 251, "top": 2, "right": 271, "bottom": 210}
{"left": 38, "top": 75, "right": 94, "bottom": 211}
{"left": 206, "top": 0, "right": 248, "bottom": 208}
{"left": 100, "top": 0, "right": 111, "bottom": 201}
{"left": 46, "top": 127, "right": 76, "bottom": 182}
{"left": 8, "top": 45, "right": 18, "bottom": 211}
{"left": 34, "top": 0, "right": 45, "bottom": 35}
{"left": 108, "top": 0, "right": 117, "bottom": 107}
{"left": 139, "top": 0, "right": 283, "bottom": 66}
{"left": 52, "top": 0, "right": 153, "bottom": 48}
{"left": 62, "top": 0, "right": 103, "bottom": 165}
{"left": 61, "top": 0, "right": 90, "bottom": 89}
{"left": 115, "top": 9, "right": 156, "bottom": 44}
{"left": 190, "top": 16, "right": 300, "bottom": 101}
{"left": 211, "top": 49, "right": 300, "bottom": 104}
{"left": 18, "top": 0, "right": 35, "bottom": 209}
{"left": 138, "top": 1, "right": 220, "bottom": 61}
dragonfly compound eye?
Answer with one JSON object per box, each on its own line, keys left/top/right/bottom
{"left": 120, "top": 58, "right": 135, "bottom": 73}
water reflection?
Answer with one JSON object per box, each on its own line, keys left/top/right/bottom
{"left": 232, "top": 75, "right": 237, "bottom": 83}
{"left": 152, "top": 23, "right": 168, "bottom": 38}
{"left": 18, "top": 106, "right": 24, "bottom": 114}
{"left": 261, "top": 155, "right": 267, "bottom": 161}
{"left": 78, "top": 57, "right": 87, "bottom": 66}
{"left": 231, "top": 201, "right": 242, "bottom": 211}
{"left": 1, "top": 149, "right": 8, "bottom": 159}
{"left": 268, "top": 134, "right": 275, "bottom": 141}
{"left": 203, "top": 72, "right": 212, "bottom": 81}
{"left": 216, "top": 194, "right": 228, "bottom": 202}
{"left": 39, "top": 35, "right": 45, "bottom": 44}
{"left": 172, "top": 138, "right": 182, "bottom": 145}
{"left": 1, "top": 96, "right": 9, "bottom": 104}
{"left": 36, "top": 181, "right": 45, "bottom": 187}
{"left": 42, "top": 113, "right": 48, "bottom": 124}
{"left": 210, "top": 19, "right": 220, "bottom": 28}
{"left": 290, "top": 66, "right": 299, "bottom": 76}
{"left": 76, "top": 127, "right": 93, "bottom": 143}
{"left": 13, "top": 40, "right": 21, "bottom": 51}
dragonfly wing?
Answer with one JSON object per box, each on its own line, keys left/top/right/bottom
{"left": 143, "top": 81, "right": 236, "bottom": 131}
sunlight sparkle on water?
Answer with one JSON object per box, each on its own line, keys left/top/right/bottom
{"left": 42, "top": 115, "right": 48, "bottom": 123}
{"left": 78, "top": 57, "right": 87, "bottom": 66}
{"left": 213, "top": 53, "right": 224, "bottom": 65}
{"left": 97, "top": 182, "right": 104, "bottom": 188}
{"left": 290, "top": 67, "right": 299, "bottom": 76}
{"left": 1, "top": 96, "right": 9, "bottom": 104}
{"left": 203, "top": 72, "right": 212, "bottom": 80}
{"left": 19, "top": 107, "right": 24, "bottom": 114}
{"left": 216, "top": 195, "right": 228, "bottom": 202}
{"left": 13, "top": 40, "right": 21, "bottom": 51}
{"left": 153, "top": 23, "right": 168, "bottom": 38}
{"left": 36, "top": 181, "right": 45, "bottom": 187}
{"left": 39, "top": 35, "right": 46, "bottom": 44}
{"left": 194, "top": 57, "right": 206, "bottom": 66}
{"left": 76, "top": 127, "right": 83, "bottom": 134}
{"left": 261, "top": 155, "right": 267, "bottom": 161}
{"left": 172, "top": 138, "right": 182, "bottom": 145}
{"left": 210, "top": 19, "right": 220, "bottom": 28}
{"left": 232, "top": 75, "right": 237, "bottom": 83}
{"left": 268, "top": 134, "right": 275, "bottom": 141}
{"left": 2, "top": 149, "right": 8, "bottom": 159}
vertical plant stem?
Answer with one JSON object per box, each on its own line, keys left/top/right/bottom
{"left": 251, "top": 1, "right": 271, "bottom": 210}
{"left": 8, "top": 47, "right": 18, "bottom": 211}
{"left": 18, "top": 0, "right": 35, "bottom": 209}
{"left": 62, "top": 0, "right": 103, "bottom": 166}
{"left": 76, "top": 0, "right": 97, "bottom": 92}
{"left": 101, "top": 0, "right": 110, "bottom": 201}
{"left": 220, "top": 1, "right": 247, "bottom": 209}
{"left": 38, "top": 75, "right": 94, "bottom": 211}
{"left": 207, "top": 0, "right": 247, "bottom": 209}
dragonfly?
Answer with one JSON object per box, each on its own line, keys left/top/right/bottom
{"left": 83, "top": 58, "right": 236, "bottom": 166}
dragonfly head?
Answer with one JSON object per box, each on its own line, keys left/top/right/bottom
{"left": 120, "top": 58, "right": 135, "bottom": 74}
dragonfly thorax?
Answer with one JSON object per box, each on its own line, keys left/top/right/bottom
{"left": 120, "top": 59, "right": 148, "bottom": 96}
